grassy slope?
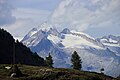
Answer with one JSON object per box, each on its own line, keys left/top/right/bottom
{"left": 0, "top": 64, "right": 117, "bottom": 80}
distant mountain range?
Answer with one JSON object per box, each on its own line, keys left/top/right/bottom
{"left": 21, "top": 25, "right": 120, "bottom": 77}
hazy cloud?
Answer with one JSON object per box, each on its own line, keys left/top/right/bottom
{"left": 2, "top": 18, "right": 35, "bottom": 37}
{"left": 0, "top": 0, "right": 16, "bottom": 25}
{"left": 49, "top": 0, "right": 120, "bottom": 31}
{"left": 12, "top": 8, "right": 51, "bottom": 23}
{"left": 10, "top": 0, "right": 61, "bottom": 11}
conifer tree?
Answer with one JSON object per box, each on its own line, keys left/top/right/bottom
{"left": 117, "top": 75, "right": 120, "bottom": 79}
{"left": 100, "top": 68, "right": 104, "bottom": 74}
{"left": 71, "top": 51, "right": 82, "bottom": 70}
{"left": 45, "top": 53, "right": 53, "bottom": 68}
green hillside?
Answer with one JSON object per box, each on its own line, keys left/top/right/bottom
{"left": 0, "top": 64, "right": 117, "bottom": 80}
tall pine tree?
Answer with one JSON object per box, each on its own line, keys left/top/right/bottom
{"left": 71, "top": 51, "right": 82, "bottom": 70}
{"left": 45, "top": 53, "right": 53, "bottom": 68}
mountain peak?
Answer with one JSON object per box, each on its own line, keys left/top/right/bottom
{"left": 48, "top": 27, "right": 60, "bottom": 37}
{"left": 31, "top": 28, "right": 38, "bottom": 31}
{"left": 61, "top": 28, "right": 71, "bottom": 34}
{"left": 98, "top": 35, "right": 120, "bottom": 45}
{"left": 21, "top": 28, "right": 38, "bottom": 42}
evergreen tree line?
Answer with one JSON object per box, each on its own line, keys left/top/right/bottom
{"left": 0, "top": 28, "right": 44, "bottom": 66}
{"left": 47, "top": 51, "right": 105, "bottom": 74}
{"left": 45, "top": 51, "right": 82, "bottom": 70}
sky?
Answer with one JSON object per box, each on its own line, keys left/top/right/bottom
{"left": 0, "top": 0, "right": 120, "bottom": 38}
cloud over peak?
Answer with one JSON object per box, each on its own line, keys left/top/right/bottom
{"left": 49, "top": 0, "right": 120, "bottom": 31}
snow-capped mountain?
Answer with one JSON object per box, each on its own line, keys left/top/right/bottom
{"left": 22, "top": 27, "right": 120, "bottom": 77}
{"left": 96, "top": 35, "right": 120, "bottom": 57}
{"left": 97, "top": 35, "right": 120, "bottom": 47}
